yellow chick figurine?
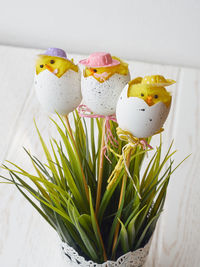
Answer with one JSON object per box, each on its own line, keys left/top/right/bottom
{"left": 83, "top": 56, "right": 129, "bottom": 83}
{"left": 79, "top": 52, "right": 130, "bottom": 116}
{"left": 116, "top": 75, "right": 175, "bottom": 138}
{"left": 127, "top": 75, "right": 174, "bottom": 107}
{"left": 36, "top": 52, "right": 78, "bottom": 78}
{"left": 34, "top": 48, "right": 81, "bottom": 116}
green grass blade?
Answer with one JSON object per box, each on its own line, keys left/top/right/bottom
{"left": 118, "top": 219, "right": 130, "bottom": 254}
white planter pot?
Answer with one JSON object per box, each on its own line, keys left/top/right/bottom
{"left": 61, "top": 238, "right": 152, "bottom": 267}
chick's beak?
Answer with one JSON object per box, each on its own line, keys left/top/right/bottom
{"left": 88, "top": 68, "right": 95, "bottom": 75}
{"left": 45, "top": 64, "right": 54, "bottom": 73}
{"left": 146, "top": 95, "right": 153, "bottom": 106}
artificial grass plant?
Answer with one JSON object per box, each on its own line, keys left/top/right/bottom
{"left": 0, "top": 112, "right": 186, "bottom": 264}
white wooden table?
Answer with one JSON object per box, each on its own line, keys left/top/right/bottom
{"left": 0, "top": 45, "right": 199, "bottom": 267}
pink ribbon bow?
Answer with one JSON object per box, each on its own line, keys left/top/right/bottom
{"left": 77, "top": 104, "right": 118, "bottom": 162}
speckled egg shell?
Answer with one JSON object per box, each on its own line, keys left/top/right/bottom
{"left": 116, "top": 84, "right": 171, "bottom": 138}
{"left": 34, "top": 69, "right": 81, "bottom": 115}
{"left": 81, "top": 72, "right": 130, "bottom": 116}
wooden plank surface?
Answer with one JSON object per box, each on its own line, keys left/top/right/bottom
{"left": 0, "top": 45, "right": 198, "bottom": 267}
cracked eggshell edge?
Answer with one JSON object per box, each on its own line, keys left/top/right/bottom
{"left": 34, "top": 69, "right": 81, "bottom": 115}
{"left": 116, "top": 84, "right": 171, "bottom": 138}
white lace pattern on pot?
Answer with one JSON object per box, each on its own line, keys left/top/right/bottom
{"left": 61, "top": 238, "right": 151, "bottom": 267}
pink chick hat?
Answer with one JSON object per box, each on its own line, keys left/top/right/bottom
{"left": 79, "top": 52, "right": 120, "bottom": 68}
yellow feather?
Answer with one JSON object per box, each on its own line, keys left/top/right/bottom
{"left": 128, "top": 84, "right": 172, "bottom": 107}
{"left": 127, "top": 75, "right": 175, "bottom": 107}
{"left": 36, "top": 55, "right": 78, "bottom": 78}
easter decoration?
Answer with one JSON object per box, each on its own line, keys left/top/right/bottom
{"left": 79, "top": 52, "right": 130, "bottom": 116}
{"left": 116, "top": 75, "right": 175, "bottom": 139}
{"left": 79, "top": 52, "right": 130, "bottom": 213}
{"left": 34, "top": 48, "right": 89, "bottom": 201}
{"left": 1, "top": 48, "right": 188, "bottom": 267}
{"left": 112, "top": 75, "right": 175, "bottom": 190}
{"left": 34, "top": 47, "right": 82, "bottom": 145}
{"left": 35, "top": 47, "right": 81, "bottom": 116}
{"left": 79, "top": 52, "right": 130, "bottom": 150}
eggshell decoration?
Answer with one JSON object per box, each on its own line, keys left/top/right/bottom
{"left": 79, "top": 52, "right": 131, "bottom": 116}
{"left": 116, "top": 84, "right": 171, "bottom": 138}
{"left": 34, "top": 69, "right": 81, "bottom": 116}
{"left": 81, "top": 73, "right": 130, "bottom": 116}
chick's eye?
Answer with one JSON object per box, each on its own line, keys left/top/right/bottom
{"left": 93, "top": 69, "right": 97, "bottom": 73}
{"left": 154, "top": 95, "right": 158, "bottom": 99}
{"left": 141, "top": 93, "right": 144, "bottom": 97}
{"left": 50, "top": 60, "right": 55, "bottom": 64}
{"left": 40, "top": 64, "right": 44, "bottom": 68}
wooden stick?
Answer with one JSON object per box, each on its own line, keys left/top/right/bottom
{"left": 112, "top": 148, "right": 132, "bottom": 256}
{"left": 64, "top": 115, "right": 89, "bottom": 202}
{"left": 94, "top": 212, "right": 108, "bottom": 261}
{"left": 65, "top": 115, "right": 76, "bottom": 146}
{"left": 95, "top": 118, "right": 106, "bottom": 215}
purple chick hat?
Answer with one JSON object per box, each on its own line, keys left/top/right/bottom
{"left": 40, "top": 48, "right": 68, "bottom": 59}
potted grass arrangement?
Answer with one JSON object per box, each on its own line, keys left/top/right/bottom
{"left": 0, "top": 49, "right": 188, "bottom": 266}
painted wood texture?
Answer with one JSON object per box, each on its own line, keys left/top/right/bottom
{"left": 0, "top": 45, "right": 199, "bottom": 267}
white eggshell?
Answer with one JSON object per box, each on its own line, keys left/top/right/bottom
{"left": 34, "top": 69, "right": 81, "bottom": 115}
{"left": 81, "top": 72, "right": 130, "bottom": 116}
{"left": 116, "top": 85, "right": 171, "bottom": 138}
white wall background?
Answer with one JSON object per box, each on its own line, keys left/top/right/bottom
{"left": 0, "top": 0, "right": 199, "bottom": 68}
